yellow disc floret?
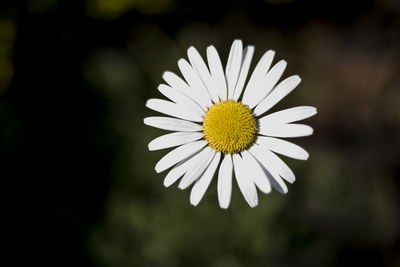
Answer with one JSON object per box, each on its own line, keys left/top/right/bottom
{"left": 203, "top": 100, "right": 258, "bottom": 154}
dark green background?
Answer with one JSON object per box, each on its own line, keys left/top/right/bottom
{"left": 1, "top": 0, "right": 399, "bottom": 266}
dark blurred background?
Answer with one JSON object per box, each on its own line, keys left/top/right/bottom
{"left": 1, "top": 0, "right": 400, "bottom": 266}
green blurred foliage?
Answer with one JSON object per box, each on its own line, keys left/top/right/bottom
{"left": 87, "top": 0, "right": 175, "bottom": 19}
{"left": 27, "top": 0, "right": 58, "bottom": 14}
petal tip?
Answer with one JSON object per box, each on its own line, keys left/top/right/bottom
{"left": 187, "top": 46, "right": 196, "bottom": 55}
{"left": 292, "top": 75, "right": 302, "bottom": 84}
{"left": 177, "top": 58, "right": 186, "bottom": 66}
{"left": 145, "top": 99, "right": 152, "bottom": 108}
{"left": 247, "top": 198, "right": 258, "bottom": 207}
{"left": 155, "top": 164, "right": 163, "bottom": 173}
{"left": 163, "top": 176, "right": 174, "bottom": 187}
{"left": 178, "top": 182, "right": 186, "bottom": 190}
{"left": 190, "top": 198, "right": 200, "bottom": 206}
{"left": 147, "top": 143, "right": 153, "bottom": 151}
{"left": 219, "top": 203, "right": 229, "bottom": 209}
{"left": 207, "top": 45, "right": 216, "bottom": 52}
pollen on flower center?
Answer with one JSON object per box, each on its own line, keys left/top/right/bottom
{"left": 202, "top": 100, "right": 258, "bottom": 154}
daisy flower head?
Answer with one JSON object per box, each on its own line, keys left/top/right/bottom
{"left": 144, "top": 39, "right": 317, "bottom": 208}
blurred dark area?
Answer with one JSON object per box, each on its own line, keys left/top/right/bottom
{"left": 1, "top": 0, "right": 400, "bottom": 266}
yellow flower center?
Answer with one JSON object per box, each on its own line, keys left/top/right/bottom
{"left": 202, "top": 100, "right": 258, "bottom": 154}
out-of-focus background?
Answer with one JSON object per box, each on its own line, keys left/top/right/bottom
{"left": 1, "top": 0, "right": 400, "bottom": 266}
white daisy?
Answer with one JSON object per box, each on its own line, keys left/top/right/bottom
{"left": 144, "top": 39, "right": 317, "bottom": 208}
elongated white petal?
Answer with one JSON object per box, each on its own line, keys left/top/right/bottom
{"left": 254, "top": 142, "right": 295, "bottom": 183}
{"left": 249, "top": 144, "right": 288, "bottom": 194}
{"left": 233, "top": 45, "right": 254, "bottom": 101}
{"left": 162, "top": 71, "right": 207, "bottom": 111}
{"left": 158, "top": 84, "right": 205, "bottom": 116}
{"left": 207, "top": 46, "right": 227, "bottom": 101}
{"left": 155, "top": 140, "right": 207, "bottom": 173}
{"left": 248, "top": 60, "right": 287, "bottom": 108}
{"left": 254, "top": 75, "right": 301, "bottom": 116}
{"left": 178, "top": 59, "right": 212, "bottom": 108}
{"left": 263, "top": 167, "right": 288, "bottom": 194}
{"left": 259, "top": 123, "right": 314, "bottom": 138}
{"left": 241, "top": 150, "right": 271, "bottom": 194}
{"left": 187, "top": 47, "right": 219, "bottom": 103}
{"left": 256, "top": 136, "right": 309, "bottom": 160}
{"left": 269, "top": 153, "right": 295, "bottom": 184}
{"left": 179, "top": 147, "right": 215, "bottom": 189}
{"left": 146, "top": 99, "right": 203, "bottom": 122}
{"left": 232, "top": 154, "right": 258, "bottom": 207}
{"left": 144, "top": 116, "right": 202, "bottom": 132}
{"left": 190, "top": 152, "right": 221, "bottom": 206}
{"left": 242, "top": 50, "right": 275, "bottom": 106}
{"left": 226, "top": 40, "right": 243, "bottom": 99}
{"left": 148, "top": 132, "right": 203, "bottom": 151}
{"left": 217, "top": 154, "right": 233, "bottom": 209}
{"left": 163, "top": 147, "right": 208, "bottom": 187}
{"left": 162, "top": 71, "right": 190, "bottom": 90}
{"left": 259, "top": 106, "right": 317, "bottom": 125}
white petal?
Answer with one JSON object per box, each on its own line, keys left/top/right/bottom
{"left": 162, "top": 71, "right": 207, "bottom": 111}
{"left": 144, "top": 116, "right": 202, "bottom": 132}
{"left": 155, "top": 140, "right": 207, "bottom": 173}
{"left": 241, "top": 150, "right": 271, "bottom": 194}
{"left": 248, "top": 144, "right": 288, "bottom": 194}
{"left": 263, "top": 168, "right": 288, "bottom": 194}
{"left": 254, "top": 75, "right": 301, "bottom": 116}
{"left": 232, "top": 45, "right": 254, "bottom": 101}
{"left": 232, "top": 154, "right": 258, "bottom": 208}
{"left": 259, "top": 106, "right": 317, "bottom": 125}
{"left": 269, "top": 153, "right": 295, "bottom": 184}
{"left": 256, "top": 136, "right": 309, "bottom": 160}
{"left": 163, "top": 147, "right": 208, "bottom": 187}
{"left": 148, "top": 132, "right": 204, "bottom": 151}
{"left": 248, "top": 60, "right": 287, "bottom": 109}
{"left": 187, "top": 47, "right": 219, "bottom": 103}
{"left": 242, "top": 50, "right": 275, "bottom": 106}
{"left": 190, "top": 152, "right": 221, "bottom": 206}
{"left": 217, "top": 154, "right": 233, "bottom": 209}
{"left": 146, "top": 99, "right": 203, "bottom": 122}
{"left": 259, "top": 123, "right": 314, "bottom": 138}
{"left": 226, "top": 40, "right": 243, "bottom": 99}
{"left": 207, "top": 46, "right": 227, "bottom": 101}
{"left": 254, "top": 142, "right": 295, "bottom": 183}
{"left": 178, "top": 59, "right": 212, "bottom": 108}
{"left": 158, "top": 84, "right": 205, "bottom": 116}
{"left": 178, "top": 147, "right": 215, "bottom": 189}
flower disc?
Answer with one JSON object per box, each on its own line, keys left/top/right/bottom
{"left": 203, "top": 100, "right": 257, "bottom": 154}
